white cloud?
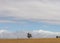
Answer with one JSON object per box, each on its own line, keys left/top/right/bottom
{"left": 0, "top": 20, "right": 15, "bottom": 23}
{"left": 32, "top": 30, "right": 59, "bottom": 38}
{"left": 0, "top": 29, "right": 60, "bottom": 38}
{"left": 0, "top": 30, "right": 8, "bottom": 33}
{"left": 0, "top": 0, "right": 60, "bottom": 24}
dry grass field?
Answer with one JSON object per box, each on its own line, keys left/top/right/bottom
{"left": 0, "top": 38, "right": 60, "bottom": 43}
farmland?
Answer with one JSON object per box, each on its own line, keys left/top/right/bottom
{"left": 0, "top": 38, "right": 60, "bottom": 43}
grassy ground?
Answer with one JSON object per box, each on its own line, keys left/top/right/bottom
{"left": 0, "top": 38, "right": 60, "bottom": 43}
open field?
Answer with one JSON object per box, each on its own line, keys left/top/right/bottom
{"left": 0, "top": 38, "right": 60, "bottom": 43}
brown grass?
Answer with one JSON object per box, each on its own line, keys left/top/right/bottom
{"left": 0, "top": 38, "right": 60, "bottom": 43}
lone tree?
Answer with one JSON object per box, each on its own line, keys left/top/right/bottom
{"left": 27, "top": 33, "right": 32, "bottom": 38}
{"left": 56, "top": 36, "right": 58, "bottom": 38}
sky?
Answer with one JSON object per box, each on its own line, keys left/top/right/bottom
{"left": 0, "top": 0, "right": 60, "bottom": 38}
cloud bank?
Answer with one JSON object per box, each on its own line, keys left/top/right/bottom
{"left": 0, "top": 0, "right": 60, "bottom": 24}
{"left": 0, "top": 29, "right": 60, "bottom": 38}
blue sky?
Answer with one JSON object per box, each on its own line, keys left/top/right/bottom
{"left": 0, "top": 0, "right": 60, "bottom": 38}
{"left": 0, "top": 0, "right": 60, "bottom": 33}
{"left": 0, "top": 20, "right": 60, "bottom": 32}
